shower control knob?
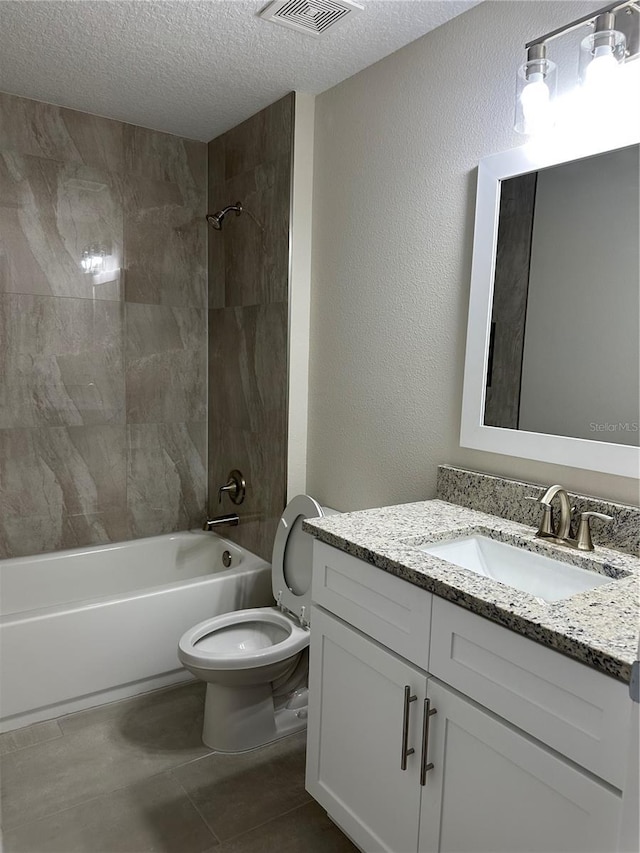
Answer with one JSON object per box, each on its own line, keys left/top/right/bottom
{"left": 218, "top": 470, "right": 246, "bottom": 505}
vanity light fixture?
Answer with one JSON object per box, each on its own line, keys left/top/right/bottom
{"left": 515, "top": 0, "right": 638, "bottom": 134}
{"left": 515, "top": 44, "right": 557, "bottom": 135}
{"left": 80, "top": 244, "right": 106, "bottom": 275}
{"left": 579, "top": 11, "right": 627, "bottom": 91}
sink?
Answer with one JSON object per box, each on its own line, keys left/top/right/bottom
{"left": 419, "top": 535, "right": 613, "bottom": 602}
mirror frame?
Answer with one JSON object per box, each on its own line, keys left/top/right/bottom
{"left": 460, "top": 133, "right": 640, "bottom": 479}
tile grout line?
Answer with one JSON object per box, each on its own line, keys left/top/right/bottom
{"left": 0, "top": 723, "right": 65, "bottom": 757}
{"left": 216, "top": 799, "right": 317, "bottom": 847}
{"left": 168, "top": 769, "right": 222, "bottom": 847}
{"left": 1, "top": 767, "right": 184, "bottom": 833}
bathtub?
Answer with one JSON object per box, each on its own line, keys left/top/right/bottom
{"left": 0, "top": 531, "right": 273, "bottom": 732}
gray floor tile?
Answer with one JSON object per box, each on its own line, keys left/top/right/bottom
{"left": 2, "top": 772, "right": 218, "bottom": 853}
{"left": 217, "top": 801, "right": 359, "bottom": 853}
{"left": 57, "top": 681, "right": 203, "bottom": 735}
{"left": 0, "top": 720, "right": 62, "bottom": 756}
{"left": 172, "top": 732, "right": 311, "bottom": 842}
{"left": 1, "top": 683, "right": 211, "bottom": 828}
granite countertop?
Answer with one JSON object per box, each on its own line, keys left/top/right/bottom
{"left": 303, "top": 500, "right": 640, "bottom": 683}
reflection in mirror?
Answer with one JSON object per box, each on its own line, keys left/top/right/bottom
{"left": 484, "top": 144, "right": 639, "bottom": 447}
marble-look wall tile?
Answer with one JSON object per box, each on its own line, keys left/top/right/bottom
{"left": 208, "top": 422, "right": 285, "bottom": 560}
{"left": 123, "top": 125, "right": 206, "bottom": 189}
{"left": 0, "top": 93, "right": 207, "bottom": 557}
{"left": 209, "top": 155, "right": 290, "bottom": 308}
{"left": 0, "top": 510, "right": 132, "bottom": 561}
{"left": 0, "top": 426, "right": 126, "bottom": 518}
{"left": 123, "top": 176, "right": 206, "bottom": 307}
{"left": 207, "top": 137, "right": 225, "bottom": 308}
{"left": 127, "top": 422, "right": 206, "bottom": 537}
{"left": 125, "top": 303, "right": 206, "bottom": 424}
{"left": 207, "top": 95, "right": 293, "bottom": 560}
{"left": 0, "top": 153, "right": 123, "bottom": 299}
{"left": 207, "top": 136, "right": 225, "bottom": 188}
{"left": 0, "top": 294, "right": 124, "bottom": 428}
{"left": 223, "top": 94, "right": 293, "bottom": 181}
{"left": 0, "top": 92, "right": 124, "bottom": 172}
{"left": 208, "top": 303, "right": 287, "bottom": 436}
{"left": 208, "top": 95, "right": 292, "bottom": 311}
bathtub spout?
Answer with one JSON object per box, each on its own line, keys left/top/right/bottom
{"left": 203, "top": 514, "right": 240, "bottom": 530}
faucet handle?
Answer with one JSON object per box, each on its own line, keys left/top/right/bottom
{"left": 575, "top": 512, "right": 613, "bottom": 551}
{"left": 218, "top": 469, "right": 246, "bottom": 505}
{"left": 525, "top": 495, "right": 554, "bottom": 536}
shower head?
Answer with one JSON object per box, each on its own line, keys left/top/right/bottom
{"left": 206, "top": 202, "right": 243, "bottom": 230}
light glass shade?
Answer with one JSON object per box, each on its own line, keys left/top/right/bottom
{"left": 514, "top": 58, "right": 557, "bottom": 135}
{"left": 579, "top": 29, "right": 626, "bottom": 92}
{"left": 80, "top": 245, "right": 106, "bottom": 274}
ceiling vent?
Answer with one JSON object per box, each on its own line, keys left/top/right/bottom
{"left": 259, "top": 0, "right": 364, "bottom": 39}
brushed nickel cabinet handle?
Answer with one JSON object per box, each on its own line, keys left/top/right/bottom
{"left": 401, "top": 685, "right": 417, "bottom": 770}
{"left": 420, "top": 697, "right": 437, "bottom": 785}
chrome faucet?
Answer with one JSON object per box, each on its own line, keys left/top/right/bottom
{"left": 529, "top": 484, "right": 612, "bottom": 551}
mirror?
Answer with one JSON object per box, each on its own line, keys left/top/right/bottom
{"left": 461, "top": 135, "right": 640, "bottom": 478}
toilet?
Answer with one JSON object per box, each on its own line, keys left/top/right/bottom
{"left": 178, "top": 494, "right": 335, "bottom": 752}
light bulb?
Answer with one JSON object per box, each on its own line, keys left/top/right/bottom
{"left": 520, "top": 72, "right": 552, "bottom": 134}
{"left": 514, "top": 51, "right": 556, "bottom": 135}
{"left": 80, "top": 245, "right": 106, "bottom": 275}
{"left": 584, "top": 45, "right": 618, "bottom": 90}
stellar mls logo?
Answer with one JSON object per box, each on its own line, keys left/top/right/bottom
{"left": 589, "top": 422, "right": 639, "bottom": 433}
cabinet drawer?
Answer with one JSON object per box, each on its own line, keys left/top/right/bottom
{"left": 429, "top": 598, "right": 629, "bottom": 789}
{"left": 312, "top": 541, "right": 432, "bottom": 667}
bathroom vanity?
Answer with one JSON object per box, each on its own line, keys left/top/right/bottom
{"left": 302, "top": 487, "right": 639, "bottom": 853}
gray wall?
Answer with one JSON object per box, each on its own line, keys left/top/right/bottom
{"left": 0, "top": 92, "right": 207, "bottom": 558}
{"left": 207, "top": 94, "right": 293, "bottom": 560}
{"left": 307, "top": 0, "right": 639, "bottom": 511}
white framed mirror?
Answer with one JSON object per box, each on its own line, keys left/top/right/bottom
{"left": 460, "top": 134, "right": 640, "bottom": 479}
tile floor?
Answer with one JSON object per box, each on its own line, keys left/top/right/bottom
{"left": 0, "top": 682, "right": 358, "bottom": 852}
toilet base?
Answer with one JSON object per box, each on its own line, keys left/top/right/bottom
{"left": 202, "top": 682, "right": 307, "bottom": 752}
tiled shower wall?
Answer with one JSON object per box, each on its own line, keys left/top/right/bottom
{"left": 207, "top": 94, "right": 293, "bottom": 560}
{"left": 0, "top": 92, "right": 207, "bottom": 558}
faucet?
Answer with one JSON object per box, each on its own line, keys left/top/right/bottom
{"left": 529, "top": 484, "right": 612, "bottom": 551}
{"left": 539, "top": 484, "right": 573, "bottom": 540}
{"left": 203, "top": 514, "right": 239, "bottom": 531}
{"left": 218, "top": 469, "right": 246, "bottom": 505}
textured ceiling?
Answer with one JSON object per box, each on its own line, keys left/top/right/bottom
{"left": 0, "top": 0, "right": 479, "bottom": 141}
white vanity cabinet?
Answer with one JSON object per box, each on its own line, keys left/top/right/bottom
{"left": 306, "top": 541, "right": 626, "bottom": 853}
{"left": 417, "top": 679, "right": 621, "bottom": 853}
{"left": 307, "top": 606, "right": 428, "bottom": 852}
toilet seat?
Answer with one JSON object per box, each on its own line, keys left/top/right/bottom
{"left": 176, "top": 494, "right": 335, "bottom": 751}
{"left": 271, "top": 494, "right": 322, "bottom": 625}
{"left": 177, "top": 495, "right": 327, "bottom": 676}
{"left": 178, "top": 606, "right": 309, "bottom": 671}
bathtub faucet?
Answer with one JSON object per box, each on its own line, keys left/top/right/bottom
{"left": 203, "top": 514, "right": 240, "bottom": 530}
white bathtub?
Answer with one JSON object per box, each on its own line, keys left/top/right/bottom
{"left": 0, "top": 531, "right": 272, "bottom": 732}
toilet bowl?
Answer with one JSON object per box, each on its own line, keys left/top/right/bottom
{"left": 178, "top": 494, "right": 334, "bottom": 752}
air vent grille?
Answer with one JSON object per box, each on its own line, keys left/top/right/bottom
{"left": 259, "top": 0, "right": 364, "bottom": 38}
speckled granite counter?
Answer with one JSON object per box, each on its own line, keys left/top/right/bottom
{"left": 303, "top": 500, "right": 640, "bottom": 683}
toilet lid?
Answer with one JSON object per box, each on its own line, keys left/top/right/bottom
{"left": 271, "top": 494, "right": 323, "bottom": 619}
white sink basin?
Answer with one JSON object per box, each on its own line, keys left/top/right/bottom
{"left": 420, "top": 535, "right": 612, "bottom": 602}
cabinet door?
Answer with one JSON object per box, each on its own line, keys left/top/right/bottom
{"left": 418, "top": 680, "right": 622, "bottom": 853}
{"left": 307, "top": 606, "right": 427, "bottom": 853}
